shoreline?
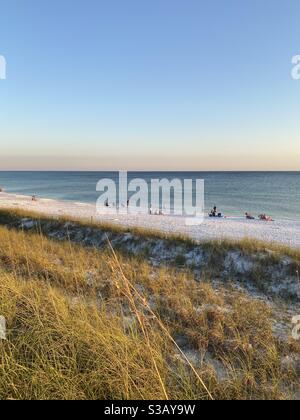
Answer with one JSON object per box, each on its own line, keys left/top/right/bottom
{"left": 1, "top": 191, "right": 300, "bottom": 248}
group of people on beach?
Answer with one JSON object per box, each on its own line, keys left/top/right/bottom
{"left": 104, "top": 199, "right": 164, "bottom": 216}
{"left": 81, "top": 199, "right": 276, "bottom": 221}
{"left": 246, "top": 212, "right": 274, "bottom": 221}
{"left": 210, "top": 206, "right": 274, "bottom": 222}
{"left": 1, "top": 188, "right": 275, "bottom": 222}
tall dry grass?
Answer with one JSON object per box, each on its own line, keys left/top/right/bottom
{"left": 0, "top": 225, "right": 299, "bottom": 400}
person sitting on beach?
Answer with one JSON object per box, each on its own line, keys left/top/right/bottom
{"left": 209, "top": 206, "right": 222, "bottom": 218}
{"left": 258, "top": 214, "right": 274, "bottom": 222}
{"left": 32, "top": 195, "right": 37, "bottom": 202}
{"left": 245, "top": 212, "right": 255, "bottom": 220}
{"left": 209, "top": 206, "right": 217, "bottom": 217}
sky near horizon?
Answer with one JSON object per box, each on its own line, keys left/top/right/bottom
{"left": 0, "top": 0, "right": 300, "bottom": 171}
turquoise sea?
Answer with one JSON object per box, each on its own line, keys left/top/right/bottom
{"left": 0, "top": 172, "right": 299, "bottom": 221}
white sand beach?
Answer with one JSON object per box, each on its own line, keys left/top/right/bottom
{"left": 0, "top": 191, "right": 299, "bottom": 248}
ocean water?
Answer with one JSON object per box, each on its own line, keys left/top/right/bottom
{"left": 0, "top": 171, "right": 299, "bottom": 221}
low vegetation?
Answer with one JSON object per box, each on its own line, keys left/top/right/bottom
{"left": 0, "top": 210, "right": 299, "bottom": 400}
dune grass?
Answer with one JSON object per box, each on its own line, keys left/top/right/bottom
{"left": 0, "top": 224, "right": 299, "bottom": 400}
{"left": 1, "top": 207, "right": 300, "bottom": 261}
{"left": 0, "top": 208, "right": 196, "bottom": 247}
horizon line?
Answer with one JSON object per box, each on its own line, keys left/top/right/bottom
{"left": 0, "top": 170, "right": 300, "bottom": 173}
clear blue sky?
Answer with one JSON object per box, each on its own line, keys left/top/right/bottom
{"left": 0, "top": 0, "right": 299, "bottom": 170}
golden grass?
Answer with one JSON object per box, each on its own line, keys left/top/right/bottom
{"left": 0, "top": 224, "right": 299, "bottom": 400}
